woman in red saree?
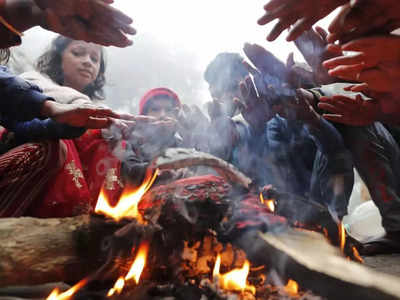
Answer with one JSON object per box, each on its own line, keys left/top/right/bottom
{"left": 16, "top": 35, "right": 127, "bottom": 217}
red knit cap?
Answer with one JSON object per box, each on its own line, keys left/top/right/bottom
{"left": 139, "top": 87, "right": 181, "bottom": 115}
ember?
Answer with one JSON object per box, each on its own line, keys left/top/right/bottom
{"left": 284, "top": 279, "right": 299, "bottom": 296}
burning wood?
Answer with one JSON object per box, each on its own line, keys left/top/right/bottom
{"left": 152, "top": 148, "right": 252, "bottom": 189}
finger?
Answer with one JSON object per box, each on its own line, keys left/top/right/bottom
{"left": 85, "top": 117, "right": 112, "bottom": 129}
{"left": 117, "top": 112, "right": 136, "bottom": 121}
{"left": 286, "top": 52, "right": 295, "bottom": 68}
{"left": 341, "top": 37, "right": 376, "bottom": 52}
{"left": 287, "top": 17, "right": 317, "bottom": 41}
{"left": 328, "top": 63, "right": 365, "bottom": 81}
{"left": 322, "top": 114, "right": 349, "bottom": 124}
{"left": 317, "top": 102, "right": 344, "bottom": 114}
{"left": 327, "top": 4, "right": 351, "bottom": 40}
{"left": 91, "top": 1, "right": 133, "bottom": 27}
{"left": 315, "top": 25, "right": 328, "bottom": 40}
{"left": 89, "top": 107, "right": 122, "bottom": 119}
{"left": 344, "top": 83, "right": 369, "bottom": 92}
{"left": 263, "top": 0, "right": 287, "bottom": 11}
{"left": 258, "top": 5, "right": 290, "bottom": 26}
{"left": 267, "top": 15, "right": 299, "bottom": 41}
{"left": 323, "top": 53, "right": 365, "bottom": 69}
{"left": 326, "top": 43, "right": 343, "bottom": 55}
{"left": 329, "top": 94, "right": 360, "bottom": 105}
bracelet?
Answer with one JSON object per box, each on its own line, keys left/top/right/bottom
{"left": 0, "top": 15, "right": 23, "bottom": 37}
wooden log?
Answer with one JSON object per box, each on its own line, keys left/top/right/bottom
{"left": 0, "top": 215, "right": 120, "bottom": 287}
{"left": 0, "top": 176, "right": 238, "bottom": 287}
{"left": 235, "top": 229, "right": 400, "bottom": 300}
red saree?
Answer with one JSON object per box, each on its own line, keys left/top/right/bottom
{"left": 29, "top": 130, "right": 125, "bottom": 218}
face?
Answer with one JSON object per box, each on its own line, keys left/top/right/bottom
{"left": 146, "top": 97, "right": 178, "bottom": 119}
{"left": 61, "top": 41, "right": 102, "bottom": 92}
{"left": 209, "top": 84, "right": 241, "bottom": 117}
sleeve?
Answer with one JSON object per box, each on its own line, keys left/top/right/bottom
{"left": 20, "top": 71, "right": 92, "bottom": 105}
{"left": 7, "top": 118, "right": 86, "bottom": 144}
{"left": 0, "top": 66, "right": 51, "bottom": 122}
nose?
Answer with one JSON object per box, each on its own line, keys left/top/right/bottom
{"left": 81, "top": 54, "right": 93, "bottom": 67}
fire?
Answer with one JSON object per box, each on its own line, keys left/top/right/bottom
{"left": 107, "top": 277, "right": 125, "bottom": 297}
{"left": 125, "top": 241, "right": 149, "bottom": 284}
{"left": 284, "top": 279, "right": 299, "bottom": 296}
{"left": 259, "top": 193, "right": 275, "bottom": 213}
{"left": 95, "top": 168, "right": 159, "bottom": 222}
{"left": 46, "top": 279, "right": 87, "bottom": 300}
{"left": 106, "top": 241, "right": 150, "bottom": 297}
{"left": 352, "top": 247, "right": 364, "bottom": 263}
{"left": 339, "top": 222, "right": 346, "bottom": 252}
{"left": 212, "top": 254, "right": 256, "bottom": 295}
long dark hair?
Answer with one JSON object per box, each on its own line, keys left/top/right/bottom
{"left": 36, "top": 35, "right": 106, "bottom": 100}
{"left": 0, "top": 49, "right": 10, "bottom": 64}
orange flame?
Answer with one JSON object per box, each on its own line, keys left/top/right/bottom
{"left": 46, "top": 279, "right": 87, "bottom": 300}
{"left": 339, "top": 222, "right": 346, "bottom": 252}
{"left": 284, "top": 279, "right": 299, "bottom": 296}
{"left": 352, "top": 247, "right": 364, "bottom": 263}
{"left": 106, "top": 241, "right": 150, "bottom": 297}
{"left": 213, "top": 254, "right": 256, "bottom": 295}
{"left": 107, "top": 277, "right": 125, "bottom": 297}
{"left": 125, "top": 241, "right": 149, "bottom": 284}
{"left": 259, "top": 193, "right": 275, "bottom": 213}
{"left": 95, "top": 169, "right": 158, "bottom": 222}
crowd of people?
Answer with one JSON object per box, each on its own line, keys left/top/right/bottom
{"left": 0, "top": 0, "right": 399, "bottom": 256}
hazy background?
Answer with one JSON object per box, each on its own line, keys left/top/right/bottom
{"left": 11, "top": 0, "right": 334, "bottom": 113}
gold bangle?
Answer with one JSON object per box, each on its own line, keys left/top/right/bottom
{"left": 0, "top": 15, "right": 23, "bottom": 37}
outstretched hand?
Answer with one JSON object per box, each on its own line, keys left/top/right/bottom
{"left": 34, "top": 0, "right": 136, "bottom": 47}
{"left": 318, "top": 94, "right": 379, "bottom": 126}
{"left": 258, "top": 0, "right": 347, "bottom": 41}
{"left": 327, "top": 0, "right": 400, "bottom": 44}
{"left": 323, "top": 35, "right": 400, "bottom": 93}
{"left": 294, "top": 27, "right": 342, "bottom": 85}
{"left": 42, "top": 101, "right": 134, "bottom": 129}
{"left": 236, "top": 76, "right": 275, "bottom": 133}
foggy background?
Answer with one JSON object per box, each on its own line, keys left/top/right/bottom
{"left": 9, "top": 0, "right": 334, "bottom": 113}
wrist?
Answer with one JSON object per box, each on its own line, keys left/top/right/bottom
{"left": 40, "top": 99, "right": 56, "bottom": 118}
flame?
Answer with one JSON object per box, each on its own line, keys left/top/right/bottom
{"left": 259, "top": 193, "right": 275, "bottom": 213}
{"left": 46, "top": 279, "right": 87, "bottom": 300}
{"left": 106, "top": 241, "right": 150, "bottom": 297}
{"left": 284, "top": 279, "right": 299, "bottom": 296}
{"left": 95, "top": 169, "right": 158, "bottom": 222}
{"left": 352, "top": 247, "right": 364, "bottom": 263}
{"left": 339, "top": 222, "right": 346, "bottom": 252}
{"left": 213, "top": 254, "right": 256, "bottom": 295}
{"left": 107, "top": 277, "right": 125, "bottom": 297}
{"left": 125, "top": 241, "right": 149, "bottom": 284}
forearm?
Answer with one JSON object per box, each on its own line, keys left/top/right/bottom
{"left": 9, "top": 118, "right": 85, "bottom": 143}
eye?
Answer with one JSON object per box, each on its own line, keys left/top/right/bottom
{"left": 91, "top": 55, "right": 99, "bottom": 64}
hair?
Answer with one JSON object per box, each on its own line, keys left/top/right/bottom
{"left": 0, "top": 49, "right": 10, "bottom": 64}
{"left": 204, "top": 52, "right": 249, "bottom": 93}
{"left": 36, "top": 35, "right": 106, "bottom": 100}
